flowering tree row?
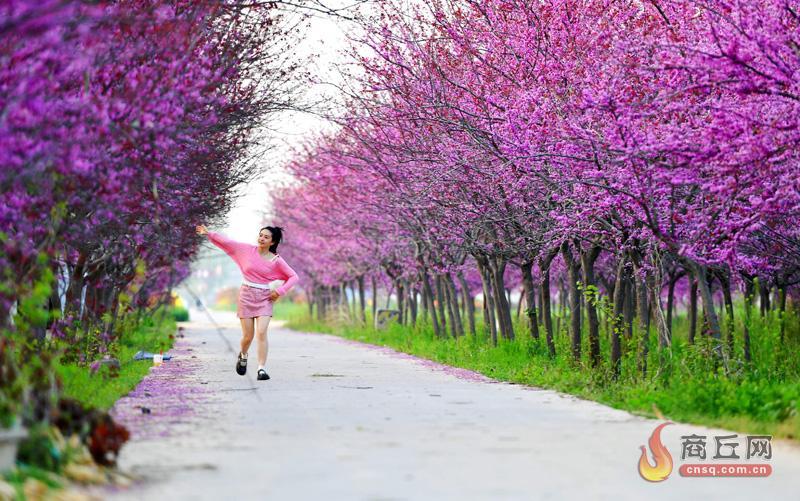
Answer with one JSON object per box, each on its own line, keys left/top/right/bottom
{"left": 1, "top": 0, "right": 298, "bottom": 358}
{"left": 274, "top": 0, "right": 800, "bottom": 371}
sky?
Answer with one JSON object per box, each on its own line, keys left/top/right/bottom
{"left": 221, "top": 2, "right": 358, "bottom": 243}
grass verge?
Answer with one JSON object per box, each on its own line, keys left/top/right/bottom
{"left": 55, "top": 310, "right": 179, "bottom": 411}
{"left": 280, "top": 301, "right": 800, "bottom": 442}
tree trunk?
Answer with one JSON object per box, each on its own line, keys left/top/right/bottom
{"left": 632, "top": 256, "right": 650, "bottom": 374}
{"left": 691, "top": 262, "right": 723, "bottom": 354}
{"left": 741, "top": 274, "right": 754, "bottom": 362}
{"left": 666, "top": 272, "right": 681, "bottom": 339}
{"left": 64, "top": 251, "right": 88, "bottom": 316}
{"left": 357, "top": 276, "right": 366, "bottom": 325}
{"left": 476, "top": 257, "right": 497, "bottom": 345}
{"left": 421, "top": 271, "right": 442, "bottom": 337}
{"left": 623, "top": 275, "right": 635, "bottom": 339}
{"left": 489, "top": 256, "right": 514, "bottom": 340}
{"left": 458, "top": 271, "right": 476, "bottom": 336}
{"left": 520, "top": 261, "right": 540, "bottom": 339}
{"left": 434, "top": 275, "right": 448, "bottom": 335}
{"left": 779, "top": 284, "right": 788, "bottom": 342}
{"left": 611, "top": 255, "right": 626, "bottom": 376}
{"left": 718, "top": 270, "right": 735, "bottom": 354}
{"left": 405, "top": 282, "right": 413, "bottom": 325}
{"left": 580, "top": 246, "right": 601, "bottom": 367}
{"left": 398, "top": 280, "right": 407, "bottom": 325}
{"left": 328, "top": 285, "right": 335, "bottom": 319}
{"left": 421, "top": 283, "right": 429, "bottom": 324}
{"left": 759, "top": 280, "right": 770, "bottom": 317}
{"left": 536, "top": 275, "right": 544, "bottom": 325}
{"left": 539, "top": 249, "right": 558, "bottom": 357}
{"left": 446, "top": 273, "right": 464, "bottom": 337}
{"left": 556, "top": 280, "right": 567, "bottom": 337}
{"left": 410, "top": 288, "right": 418, "bottom": 327}
{"left": 317, "top": 285, "right": 323, "bottom": 320}
{"left": 651, "top": 270, "right": 671, "bottom": 350}
{"left": 371, "top": 276, "right": 378, "bottom": 324}
{"left": 561, "top": 242, "right": 582, "bottom": 362}
{"left": 47, "top": 275, "right": 63, "bottom": 329}
{"left": 688, "top": 278, "right": 698, "bottom": 344}
{"left": 442, "top": 275, "right": 458, "bottom": 337}
{"left": 317, "top": 285, "right": 326, "bottom": 320}
{"left": 773, "top": 286, "right": 780, "bottom": 312}
{"left": 452, "top": 276, "right": 462, "bottom": 312}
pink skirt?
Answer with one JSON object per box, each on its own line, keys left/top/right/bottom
{"left": 237, "top": 285, "right": 274, "bottom": 318}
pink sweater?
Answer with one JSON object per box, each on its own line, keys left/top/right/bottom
{"left": 207, "top": 231, "right": 299, "bottom": 296}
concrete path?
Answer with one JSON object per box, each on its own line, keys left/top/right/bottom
{"left": 101, "top": 309, "right": 800, "bottom": 500}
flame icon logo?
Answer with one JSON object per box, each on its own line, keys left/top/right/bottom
{"left": 638, "top": 422, "right": 673, "bottom": 482}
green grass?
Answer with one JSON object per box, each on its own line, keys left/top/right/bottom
{"left": 285, "top": 301, "right": 800, "bottom": 441}
{"left": 3, "top": 463, "right": 63, "bottom": 500}
{"left": 214, "top": 302, "right": 238, "bottom": 312}
{"left": 271, "top": 301, "right": 314, "bottom": 322}
{"left": 55, "top": 311, "right": 178, "bottom": 411}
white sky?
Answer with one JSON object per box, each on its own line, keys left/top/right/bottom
{"left": 221, "top": 3, "right": 357, "bottom": 242}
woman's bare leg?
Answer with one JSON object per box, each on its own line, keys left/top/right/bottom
{"left": 240, "top": 318, "right": 255, "bottom": 356}
{"left": 255, "top": 315, "right": 271, "bottom": 367}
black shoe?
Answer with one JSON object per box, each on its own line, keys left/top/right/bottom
{"left": 236, "top": 352, "right": 247, "bottom": 376}
{"left": 257, "top": 369, "right": 270, "bottom": 381}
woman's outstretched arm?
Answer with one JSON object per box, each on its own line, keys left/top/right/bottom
{"left": 196, "top": 225, "right": 250, "bottom": 261}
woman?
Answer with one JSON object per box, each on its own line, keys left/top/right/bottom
{"left": 195, "top": 224, "right": 298, "bottom": 381}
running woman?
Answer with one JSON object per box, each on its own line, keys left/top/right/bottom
{"left": 195, "top": 224, "right": 298, "bottom": 381}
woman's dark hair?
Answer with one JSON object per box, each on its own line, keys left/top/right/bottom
{"left": 260, "top": 226, "right": 283, "bottom": 254}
